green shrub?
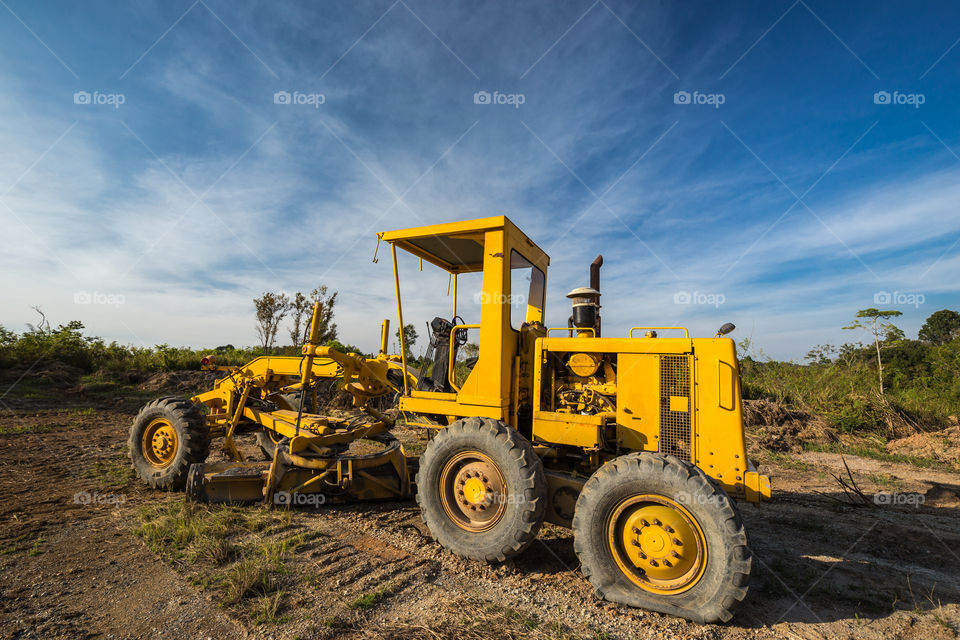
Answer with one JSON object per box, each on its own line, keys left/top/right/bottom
{"left": 0, "top": 322, "right": 266, "bottom": 373}
{"left": 741, "top": 339, "right": 960, "bottom": 434}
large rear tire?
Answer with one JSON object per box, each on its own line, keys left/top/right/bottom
{"left": 128, "top": 397, "right": 210, "bottom": 490}
{"left": 573, "top": 452, "right": 751, "bottom": 623}
{"left": 416, "top": 417, "right": 546, "bottom": 562}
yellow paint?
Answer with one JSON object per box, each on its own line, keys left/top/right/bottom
{"left": 143, "top": 418, "right": 178, "bottom": 467}
{"left": 567, "top": 352, "right": 601, "bottom": 377}
{"left": 607, "top": 495, "right": 707, "bottom": 594}
{"left": 187, "top": 215, "right": 768, "bottom": 514}
{"left": 463, "top": 477, "right": 486, "bottom": 504}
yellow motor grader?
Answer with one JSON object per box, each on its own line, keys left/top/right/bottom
{"left": 128, "top": 216, "right": 769, "bottom": 623}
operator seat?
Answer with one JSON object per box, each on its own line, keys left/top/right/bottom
{"left": 418, "top": 316, "right": 470, "bottom": 392}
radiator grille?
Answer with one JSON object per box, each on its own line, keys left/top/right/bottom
{"left": 659, "top": 355, "right": 692, "bottom": 461}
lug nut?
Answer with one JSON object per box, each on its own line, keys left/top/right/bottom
{"left": 652, "top": 519, "right": 661, "bottom": 526}
{"left": 672, "top": 538, "right": 683, "bottom": 546}
{"left": 631, "top": 526, "right": 640, "bottom": 534}
{"left": 649, "top": 559, "right": 658, "bottom": 567}
{"left": 663, "top": 525, "right": 674, "bottom": 533}
{"left": 630, "top": 539, "right": 639, "bottom": 547}
{"left": 662, "top": 559, "right": 672, "bottom": 567}
{"left": 671, "top": 550, "right": 680, "bottom": 558}
{"left": 639, "top": 519, "right": 649, "bottom": 527}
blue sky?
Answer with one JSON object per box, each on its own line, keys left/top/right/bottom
{"left": 1, "top": 0, "right": 958, "bottom": 360}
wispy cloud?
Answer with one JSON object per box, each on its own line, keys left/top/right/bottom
{"left": 0, "top": 1, "right": 957, "bottom": 360}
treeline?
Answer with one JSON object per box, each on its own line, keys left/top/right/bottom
{"left": 2, "top": 300, "right": 958, "bottom": 437}
{"left": 0, "top": 287, "right": 364, "bottom": 373}
{"left": 0, "top": 319, "right": 259, "bottom": 372}
{"left": 740, "top": 308, "right": 960, "bottom": 434}
{"left": 0, "top": 320, "right": 368, "bottom": 373}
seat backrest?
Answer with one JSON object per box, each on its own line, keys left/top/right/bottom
{"left": 416, "top": 317, "right": 455, "bottom": 393}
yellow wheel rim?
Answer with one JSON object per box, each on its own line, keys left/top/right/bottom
{"left": 142, "top": 418, "right": 179, "bottom": 468}
{"left": 606, "top": 495, "right": 707, "bottom": 594}
{"left": 439, "top": 451, "right": 507, "bottom": 532}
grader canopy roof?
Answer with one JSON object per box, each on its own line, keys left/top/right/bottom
{"left": 379, "top": 215, "right": 549, "bottom": 273}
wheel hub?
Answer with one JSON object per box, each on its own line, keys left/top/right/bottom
{"left": 461, "top": 475, "right": 488, "bottom": 506}
{"left": 440, "top": 453, "right": 507, "bottom": 532}
{"left": 607, "top": 495, "right": 706, "bottom": 594}
{"left": 143, "top": 419, "right": 178, "bottom": 468}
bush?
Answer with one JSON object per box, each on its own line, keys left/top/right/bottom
{"left": 0, "top": 322, "right": 266, "bottom": 373}
{"left": 0, "top": 320, "right": 378, "bottom": 375}
{"left": 741, "top": 339, "right": 960, "bottom": 435}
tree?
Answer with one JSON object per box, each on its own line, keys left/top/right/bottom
{"left": 919, "top": 309, "right": 960, "bottom": 345}
{"left": 254, "top": 292, "right": 291, "bottom": 353}
{"left": 804, "top": 344, "right": 836, "bottom": 365}
{"left": 461, "top": 342, "right": 479, "bottom": 359}
{"left": 29, "top": 305, "right": 50, "bottom": 333}
{"left": 288, "top": 292, "right": 310, "bottom": 347}
{"left": 843, "top": 308, "right": 903, "bottom": 395}
{"left": 395, "top": 323, "right": 418, "bottom": 361}
{"left": 325, "top": 339, "right": 364, "bottom": 356}
{"left": 288, "top": 286, "right": 339, "bottom": 347}
{"left": 308, "top": 286, "right": 338, "bottom": 345}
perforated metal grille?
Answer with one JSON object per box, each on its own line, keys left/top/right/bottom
{"left": 659, "top": 355, "right": 692, "bottom": 461}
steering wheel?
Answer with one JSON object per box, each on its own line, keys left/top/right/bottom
{"left": 452, "top": 315, "right": 469, "bottom": 348}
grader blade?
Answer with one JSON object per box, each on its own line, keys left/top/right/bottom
{"left": 186, "top": 432, "right": 412, "bottom": 506}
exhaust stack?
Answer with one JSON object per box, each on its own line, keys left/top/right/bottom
{"left": 567, "top": 255, "right": 603, "bottom": 337}
{"left": 590, "top": 255, "right": 603, "bottom": 291}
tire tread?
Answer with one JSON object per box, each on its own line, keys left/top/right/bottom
{"left": 416, "top": 417, "right": 546, "bottom": 562}
{"left": 572, "top": 452, "right": 751, "bottom": 623}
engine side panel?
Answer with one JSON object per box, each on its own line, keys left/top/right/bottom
{"left": 530, "top": 336, "right": 769, "bottom": 502}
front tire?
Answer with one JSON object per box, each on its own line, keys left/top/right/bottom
{"left": 573, "top": 453, "right": 751, "bottom": 623}
{"left": 128, "top": 397, "right": 210, "bottom": 490}
{"left": 416, "top": 417, "right": 546, "bottom": 562}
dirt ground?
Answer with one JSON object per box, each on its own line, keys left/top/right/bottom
{"left": 1, "top": 369, "right": 959, "bottom": 639}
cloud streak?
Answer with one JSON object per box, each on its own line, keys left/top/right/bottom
{"left": 0, "top": 0, "right": 957, "bottom": 361}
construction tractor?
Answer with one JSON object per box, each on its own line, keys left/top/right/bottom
{"left": 128, "top": 216, "right": 769, "bottom": 623}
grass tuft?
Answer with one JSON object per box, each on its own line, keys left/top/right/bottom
{"left": 349, "top": 588, "right": 388, "bottom": 610}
